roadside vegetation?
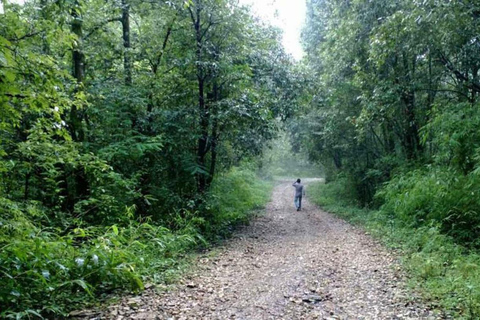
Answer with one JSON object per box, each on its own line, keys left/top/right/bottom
{"left": 1, "top": 164, "right": 272, "bottom": 318}
{"left": 3, "top": 0, "right": 480, "bottom": 318}
{"left": 294, "top": 1, "right": 480, "bottom": 318}
{"left": 0, "top": 0, "right": 287, "bottom": 317}
{"left": 309, "top": 179, "right": 480, "bottom": 319}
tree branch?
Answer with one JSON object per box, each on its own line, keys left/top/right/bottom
{"left": 5, "top": 93, "right": 27, "bottom": 99}
{"left": 84, "top": 17, "right": 122, "bottom": 39}
{"left": 437, "top": 53, "right": 480, "bottom": 93}
{"left": 9, "top": 30, "right": 44, "bottom": 42}
{"left": 416, "top": 88, "right": 470, "bottom": 99}
{"left": 151, "top": 16, "right": 177, "bottom": 74}
{"left": 187, "top": 6, "right": 196, "bottom": 25}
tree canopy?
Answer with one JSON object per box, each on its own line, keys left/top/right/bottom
{"left": 0, "top": 0, "right": 301, "bottom": 316}
{"left": 299, "top": 0, "right": 480, "bottom": 245}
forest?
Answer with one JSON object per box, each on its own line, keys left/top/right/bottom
{"left": 0, "top": 0, "right": 303, "bottom": 317}
{"left": 301, "top": 0, "right": 480, "bottom": 317}
{"left": 1, "top": 0, "right": 480, "bottom": 318}
{"left": 301, "top": 0, "right": 480, "bottom": 246}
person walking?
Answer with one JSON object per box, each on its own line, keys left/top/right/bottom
{"left": 292, "top": 179, "right": 305, "bottom": 211}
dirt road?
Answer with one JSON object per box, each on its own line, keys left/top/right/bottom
{"left": 93, "top": 179, "right": 436, "bottom": 319}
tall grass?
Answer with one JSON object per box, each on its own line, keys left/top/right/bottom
{"left": 309, "top": 179, "right": 480, "bottom": 319}
{"left": 377, "top": 167, "right": 480, "bottom": 247}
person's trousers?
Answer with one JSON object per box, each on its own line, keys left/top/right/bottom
{"left": 294, "top": 196, "right": 302, "bottom": 209}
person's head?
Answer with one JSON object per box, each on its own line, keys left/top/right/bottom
{"left": 297, "top": 178, "right": 301, "bottom": 183}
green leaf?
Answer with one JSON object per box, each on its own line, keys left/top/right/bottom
{"left": 25, "top": 310, "right": 44, "bottom": 319}
{"left": 71, "top": 279, "right": 93, "bottom": 297}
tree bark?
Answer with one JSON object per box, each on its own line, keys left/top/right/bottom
{"left": 402, "top": 89, "right": 420, "bottom": 160}
{"left": 333, "top": 150, "right": 342, "bottom": 169}
{"left": 207, "top": 82, "right": 219, "bottom": 188}
{"left": 122, "top": 0, "right": 132, "bottom": 85}
{"left": 24, "top": 172, "right": 30, "bottom": 201}
{"left": 69, "top": 1, "right": 89, "bottom": 210}
{"left": 40, "top": 0, "right": 51, "bottom": 53}
{"left": 190, "top": 0, "right": 209, "bottom": 194}
{"left": 393, "top": 52, "right": 421, "bottom": 160}
{"left": 71, "top": 0, "right": 85, "bottom": 142}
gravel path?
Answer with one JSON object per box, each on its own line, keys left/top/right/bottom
{"left": 89, "top": 179, "right": 438, "bottom": 319}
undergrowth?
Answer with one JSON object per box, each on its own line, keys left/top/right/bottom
{"left": 0, "top": 166, "right": 272, "bottom": 319}
{"left": 309, "top": 178, "right": 480, "bottom": 319}
{"left": 206, "top": 166, "right": 272, "bottom": 241}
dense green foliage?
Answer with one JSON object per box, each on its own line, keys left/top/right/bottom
{"left": 300, "top": 2, "right": 480, "bottom": 317}
{"left": 309, "top": 180, "right": 480, "bottom": 318}
{"left": 0, "top": 164, "right": 271, "bottom": 318}
{"left": 299, "top": 0, "right": 480, "bottom": 248}
{"left": 4, "top": 0, "right": 480, "bottom": 316}
{"left": 0, "top": 0, "right": 294, "bottom": 317}
{"left": 206, "top": 165, "right": 273, "bottom": 239}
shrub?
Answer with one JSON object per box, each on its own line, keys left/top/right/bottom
{"left": 377, "top": 167, "right": 480, "bottom": 247}
{"left": 308, "top": 174, "right": 359, "bottom": 208}
{"left": 0, "top": 165, "right": 271, "bottom": 318}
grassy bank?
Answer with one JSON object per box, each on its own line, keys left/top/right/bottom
{"left": 0, "top": 166, "right": 272, "bottom": 319}
{"left": 308, "top": 179, "right": 480, "bottom": 319}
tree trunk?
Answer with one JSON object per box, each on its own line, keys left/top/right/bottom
{"left": 402, "top": 89, "right": 420, "bottom": 160}
{"left": 24, "top": 172, "right": 30, "bottom": 201}
{"left": 191, "top": 1, "right": 209, "bottom": 194}
{"left": 383, "top": 121, "right": 395, "bottom": 154}
{"left": 207, "top": 82, "right": 219, "bottom": 188}
{"left": 401, "top": 53, "right": 421, "bottom": 160}
{"left": 71, "top": 0, "right": 85, "bottom": 142}
{"left": 40, "top": 0, "right": 51, "bottom": 53}
{"left": 122, "top": 0, "right": 132, "bottom": 86}
{"left": 69, "top": 1, "right": 89, "bottom": 210}
{"left": 472, "top": 65, "right": 479, "bottom": 103}
{"left": 333, "top": 150, "right": 342, "bottom": 169}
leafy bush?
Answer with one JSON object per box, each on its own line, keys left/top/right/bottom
{"left": 308, "top": 174, "right": 359, "bottom": 208}
{"left": 0, "top": 1, "right": 287, "bottom": 318}
{"left": 377, "top": 167, "right": 480, "bottom": 247}
{"left": 0, "top": 201, "right": 201, "bottom": 318}
{"left": 424, "top": 102, "right": 480, "bottom": 175}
